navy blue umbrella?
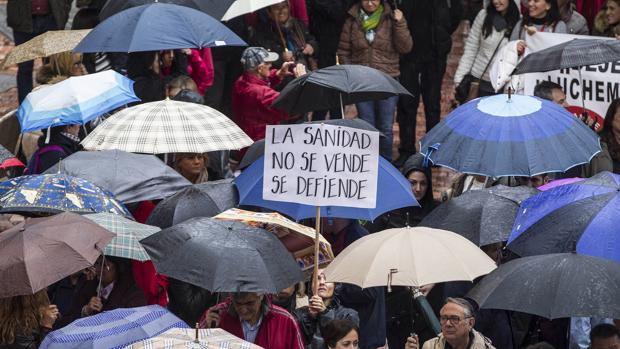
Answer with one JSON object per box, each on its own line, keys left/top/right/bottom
{"left": 74, "top": 3, "right": 247, "bottom": 53}
{"left": 507, "top": 171, "right": 620, "bottom": 264}
{"left": 419, "top": 94, "right": 601, "bottom": 177}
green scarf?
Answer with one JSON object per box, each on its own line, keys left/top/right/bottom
{"left": 359, "top": 4, "right": 384, "bottom": 32}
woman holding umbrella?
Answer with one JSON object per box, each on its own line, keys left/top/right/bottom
{"left": 337, "top": 0, "right": 413, "bottom": 161}
{"left": 0, "top": 290, "right": 59, "bottom": 349}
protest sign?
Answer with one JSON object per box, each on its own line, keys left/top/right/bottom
{"left": 523, "top": 32, "right": 620, "bottom": 124}
{"left": 263, "top": 124, "right": 380, "bottom": 208}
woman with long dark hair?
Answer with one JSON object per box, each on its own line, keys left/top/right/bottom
{"left": 0, "top": 290, "right": 59, "bottom": 349}
{"left": 601, "top": 99, "right": 620, "bottom": 173}
{"left": 510, "top": 0, "right": 567, "bottom": 42}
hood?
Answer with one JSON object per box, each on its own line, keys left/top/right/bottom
{"left": 401, "top": 153, "right": 435, "bottom": 208}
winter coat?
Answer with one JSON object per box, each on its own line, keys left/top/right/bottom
{"left": 339, "top": 285, "right": 386, "bottom": 349}
{"left": 422, "top": 329, "right": 496, "bottom": 349}
{"left": 0, "top": 328, "right": 51, "bottom": 349}
{"left": 510, "top": 19, "right": 568, "bottom": 40}
{"left": 307, "top": 0, "right": 355, "bottom": 67}
{"left": 6, "top": 0, "right": 72, "bottom": 33}
{"left": 295, "top": 298, "right": 359, "bottom": 349}
{"left": 127, "top": 51, "right": 188, "bottom": 104}
{"left": 337, "top": 3, "right": 413, "bottom": 77}
{"left": 250, "top": 18, "right": 318, "bottom": 70}
{"left": 231, "top": 70, "right": 291, "bottom": 142}
{"left": 30, "top": 132, "right": 81, "bottom": 174}
{"left": 564, "top": 10, "right": 589, "bottom": 35}
{"left": 187, "top": 48, "right": 214, "bottom": 95}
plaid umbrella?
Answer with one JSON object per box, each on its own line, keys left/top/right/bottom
{"left": 1, "top": 30, "right": 91, "bottom": 68}
{"left": 0, "top": 174, "right": 131, "bottom": 217}
{"left": 124, "top": 328, "right": 263, "bottom": 349}
{"left": 84, "top": 213, "right": 159, "bottom": 261}
{"left": 81, "top": 100, "right": 253, "bottom": 154}
{"left": 0, "top": 144, "right": 24, "bottom": 169}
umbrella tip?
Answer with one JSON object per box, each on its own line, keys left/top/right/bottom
{"left": 194, "top": 322, "right": 199, "bottom": 343}
{"left": 507, "top": 87, "right": 513, "bottom": 101}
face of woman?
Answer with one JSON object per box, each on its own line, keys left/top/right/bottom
{"left": 607, "top": 1, "right": 620, "bottom": 26}
{"left": 361, "top": 0, "right": 381, "bottom": 14}
{"left": 493, "top": 0, "right": 510, "bottom": 14}
{"left": 268, "top": 2, "right": 290, "bottom": 24}
{"left": 528, "top": 0, "right": 551, "bottom": 19}
{"left": 407, "top": 171, "right": 429, "bottom": 201}
{"left": 178, "top": 155, "right": 205, "bottom": 177}
{"left": 331, "top": 330, "right": 359, "bottom": 349}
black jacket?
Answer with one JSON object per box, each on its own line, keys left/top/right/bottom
{"left": 7, "top": 0, "right": 72, "bottom": 33}
{"left": 339, "top": 285, "right": 386, "bottom": 349}
{"left": 31, "top": 132, "right": 81, "bottom": 174}
{"left": 307, "top": 0, "right": 354, "bottom": 68}
{"left": 127, "top": 51, "right": 188, "bottom": 104}
{"left": 0, "top": 328, "right": 50, "bottom": 349}
{"left": 295, "top": 298, "right": 359, "bottom": 349}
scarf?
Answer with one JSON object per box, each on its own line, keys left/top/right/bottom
{"left": 61, "top": 132, "right": 81, "bottom": 143}
{"left": 359, "top": 4, "right": 384, "bottom": 43}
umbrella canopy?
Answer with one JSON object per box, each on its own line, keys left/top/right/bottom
{"left": 84, "top": 213, "right": 160, "bottom": 261}
{"left": 146, "top": 179, "right": 238, "bottom": 229}
{"left": 0, "top": 173, "right": 131, "bottom": 217}
{"left": 467, "top": 253, "right": 620, "bottom": 319}
{"left": 419, "top": 185, "right": 539, "bottom": 246}
{"left": 214, "top": 208, "right": 334, "bottom": 272}
{"left": 235, "top": 156, "right": 418, "bottom": 221}
{"left": 140, "top": 217, "right": 304, "bottom": 293}
{"left": 514, "top": 38, "right": 620, "bottom": 74}
{"left": 507, "top": 171, "right": 620, "bottom": 264}
{"left": 1, "top": 30, "right": 91, "bottom": 68}
{"left": 0, "top": 212, "right": 114, "bottom": 297}
{"left": 45, "top": 150, "right": 191, "bottom": 203}
{"left": 81, "top": 99, "right": 253, "bottom": 154}
{"left": 420, "top": 94, "right": 601, "bottom": 177}
{"left": 0, "top": 144, "right": 24, "bottom": 169}
{"left": 99, "top": 0, "right": 233, "bottom": 21}
{"left": 272, "top": 65, "right": 412, "bottom": 114}
{"left": 323, "top": 227, "right": 496, "bottom": 288}
{"left": 40, "top": 305, "right": 187, "bottom": 349}
{"left": 74, "top": 3, "right": 247, "bottom": 53}
{"left": 124, "top": 328, "right": 263, "bottom": 349}
{"left": 222, "top": 0, "right": 288, "bottom": 21}
{"left": 537, "top": 177, "right": 583, "bottom": 191}
{"left": 17, "top": 70, "right": 139, "bottom": 133}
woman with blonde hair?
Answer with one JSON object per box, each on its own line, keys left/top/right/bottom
{"left": 174, "top": 153, "right": 210, "bottom": 184}
{"left": 0, "top": 290, "right": 59, "bottom": 349}
{"left": 36, "top": 52, "right": 86, "bottom": 85}
{"left": 593, "top": 0, "right": 620, "bottom": 36}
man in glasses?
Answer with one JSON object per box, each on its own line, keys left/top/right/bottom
{"left": 405, "top": 297, "right": 495, "bottom": 349}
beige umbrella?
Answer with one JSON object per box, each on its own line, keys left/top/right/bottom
{"left": 323, "top": 227, "right": 497, "bottom": 289}
{"left": 1, "top": 30, "right": 91, "bottom": 68}
{"left": 124, "top": 328, "right": 263, "bottom": 349}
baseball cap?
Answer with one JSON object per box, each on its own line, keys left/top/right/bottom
{"left": 240, "top": 47, "right": 279, "bottom": 70}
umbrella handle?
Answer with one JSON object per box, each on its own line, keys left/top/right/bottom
{"left": 412, "top": 288, "right": 441, "bottom": 335}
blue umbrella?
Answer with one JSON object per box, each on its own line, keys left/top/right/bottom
{"left": 0, "top": 174, "right": 131, "bottom": 218}
{"left": 235, "top": 156, "right": 418, "bottom": 221}
{"left": 507, "top": 171, "right": 620, "bottom": 264}
{"left": 74, "top": 3, "right": 247, "bottom": 53}
{"left": 17, "top": 71, "right": 139, "bottom": 133}
{"left": 420, "top": 94, "right": 601, "bottom": 177}
{"left": 40, "top": 305, "right": 188, "bottom": 349}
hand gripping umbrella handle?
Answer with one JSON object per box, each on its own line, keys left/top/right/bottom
{"left": 412, "top": 289, "right": 442, "bottom": 335}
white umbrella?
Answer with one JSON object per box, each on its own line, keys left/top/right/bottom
{"left": 221, "top": 0, "right": 284, "bottom": 21}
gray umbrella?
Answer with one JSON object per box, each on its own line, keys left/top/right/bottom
{"left": 45, "top": 150, "right": 191, "bottom": 203}
{"left": 146, "top": 179, "right": 238, "bottom": 229}
{"left": 467, "top": 253, "right": 620, "bottom": 319}
{"left": 139, "top": 217, "right": 304, "bottom": 293}
{"left": 419, "top": 185, "right": 539, "bottom": 246}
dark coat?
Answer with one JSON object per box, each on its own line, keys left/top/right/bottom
{"left": 307, "top": 0, "right": 355, "bottom": 67}
{"left": 339, "top": 285, "right": 386, "bottom": 349}
{"left": 294, "top": 297, "right": 359, "bottom": 349}
{"left": 250, "top": 18, "right": 318, "bottom": 70}
{"left": 7, "top": 0, "right": 72, "bottom": 33}
{"left": 0, "top": 328, "right": 51, "bottom": 349}
{"left": 31, "top": 132, "right": 81, "bottom": 174}
{"left": 127, "top": 51, "right": 188, "bottom": 104}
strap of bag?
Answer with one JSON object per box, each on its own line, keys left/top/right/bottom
{"left": 481, "top": 36, "right": 504, "bottom": 78}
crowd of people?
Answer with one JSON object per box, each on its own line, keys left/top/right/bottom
{"left": 0, "top": 0, "right": 620, "bottom": 349}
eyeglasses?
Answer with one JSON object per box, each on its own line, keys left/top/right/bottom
{"left": 439, "top": 315, "right": 472, "bottom": 325}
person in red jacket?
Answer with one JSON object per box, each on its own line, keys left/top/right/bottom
{"left": 200, "top": 292, "right": 305, "bottom": 349}
{"left": 232, "top": 47, "right": 306, "bottom": 146}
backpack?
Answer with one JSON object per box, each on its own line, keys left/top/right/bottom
{"left": 24, "top": 145, "right": 66, "bottom": 175}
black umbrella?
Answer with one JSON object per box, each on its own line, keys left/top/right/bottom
{"left": 466, "top": 253, "right": 620, "bottom": 319}
{"left": 514, "top": 38, "right": 620, "bottom": 74}
{"left": 45, "top": 150, "right": 191, "bottom": 203}
{"left": 419, "top": 185, "right": 539, "bottom": 246}
{"left": 272, "top": 65, "right": 411, "bottom": 115}
{"left": 139, "top": 217, "right": 304, "bottom": 293}
{"left": 146, "top": 179, "right": 238, "bottom": 229}
{"left": 99, "top": 0, "right": 235, "bottom": 21}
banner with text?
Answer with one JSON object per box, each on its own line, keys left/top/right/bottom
{"left": 523, "top": 32, "right": 620, "bottom": 123}
{"left": 263, "top": 124, "right": 380, "bottom": 208}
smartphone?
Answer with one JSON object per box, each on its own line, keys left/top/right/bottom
{"left": 288, "top": 63, "right": 296, "bottom": 73}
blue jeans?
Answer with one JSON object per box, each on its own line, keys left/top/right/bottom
{"left": 356, "top": 96, "right": 398, "bottom": 160}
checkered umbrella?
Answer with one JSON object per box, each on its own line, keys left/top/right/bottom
{"left": 124, "top": 328, "right": 263, "bottom": 349}
{"left": 81, "top": 99, "right": 253, "bottom": 154}
{"left": 84, "top": 213, "right": 159, "bottom": 261}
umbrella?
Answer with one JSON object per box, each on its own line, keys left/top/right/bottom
{"left": 419, "top": 185, "right": 539, "bottom": 246}
{"left": 235, "top": 156, "right": 418, "bottom": 221}
{"left": 0, "top": 144, "right": 24, "bottom": 169}
{"left": 81, "top": 99, "right": 253, "bottom": 154}
{"left": 17, "top": 70, "right": 140, "bottom": 133}
{"left": 537, "top": 177, "right": 583, "bottom": 191}
{"left": 99, "top": 0, "right": 231, "bottom": 20}
{"left": 0, "top": 212, "right": 114, "bottom": 297}
{"left": 146, "top": 179, "right": 238, "bottom": 229}
{"left": 419, "top": 94, "right": 601, "bottom": 177}
{"left": 1, "top": 30, "right": 91, "bottom": 68}
{"left": 467, "top": 253, "right": 620, "bottom": 319}
{"left": 214, "top": 208, "right": 334, "bottom": 273}
{"left": 323, "top": 227, "right": 496, "bottom": 288}
{"left": 84, "top": 213, "right": 160, "bottom": 261}
{"left": 513, "top": 38, "right": 620, "bottom": 75}
{"left": 74, "top": 3, "right": 247, "bottom": 53}
{"left": 40, "top": 305, "right": 188, "bottom": 349}
{"left": 272, "top": 64, "right": 412, "bottom": 115}
{"left": 140, "top": 217, "right": 304, "bottom": 293}
{"left": 507, "top": 171, "right": 620, "bottom": 264}
{"left": 124, "top": 328, "right": 263, "bottom": 349}
{"left": 45, "top": 150, "right": 191, "bottom": 203}
{"left": 222, "top": 0, "right": 288, "bottom": 21}
{"left": 0, "top": 173, "right": 131, "bottom": 217}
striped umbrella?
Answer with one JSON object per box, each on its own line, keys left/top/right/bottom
{"left": 124, "top": 328, "right": 263, "bottom": 349}
{"left": 84, "top": 213, "right": 159, "bottom": 261}
{"left": 81, "top": 99, "right": 253, "bottom": 154}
